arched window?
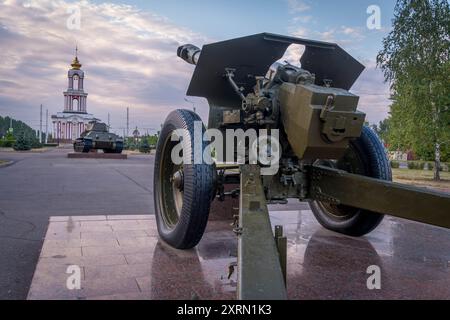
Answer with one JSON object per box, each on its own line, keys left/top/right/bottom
{"left": 73, "top": 75, "right": 79, "bottom": 90}
{"left": 73, "top": 98, "right": 79, "bottom": 111}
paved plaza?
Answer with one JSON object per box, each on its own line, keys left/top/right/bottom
{"left": 0, "top": 147, "right": 153, "bottom": 299}
{"left": 1, "top": 147, "right": 450, "bottom": 299}
{"left": 29, "top": 211, "right": 450, "bottom": 299}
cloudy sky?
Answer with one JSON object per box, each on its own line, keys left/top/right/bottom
{"left": 0, "top": 0, "right": 395, "bottom": 135}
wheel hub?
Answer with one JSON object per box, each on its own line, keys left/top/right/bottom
{"left": 172, "top": 169, "right": 184, "bottom": 191}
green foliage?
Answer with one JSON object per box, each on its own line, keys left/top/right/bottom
{"left": 31, "top": 137, "right": 43, "bottom": 149}
{"left": 13, "top": 132, "right": 32, "bottom": 151}
{"left": 371, "top": 118, "right": 391, "bottom": 145}
{"left": 0, "top": 116, "right": 41, "bottom": 141}
{"left": 0, "top": 131, "right": 16, "bottom": 147}
{"left": 147, "top": 134, "right": 158, "bottom": 148}
{"left": 377, "top": 0, "right": 450, "bottom": 176}
{"left": 407, "top": 161, "right": 425, "bottom": 170}
{"left": 139, "top": 138, "right": 151, "bottom": 153}
{"left": 390, "top": 161, "right": 400, "bottom": 169}
{"left": 128, "top": 141, "right": 137, "bottom": 151}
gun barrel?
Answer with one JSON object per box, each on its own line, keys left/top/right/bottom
{"left": 177, "top": 44, "right": 201, "bottom": 65}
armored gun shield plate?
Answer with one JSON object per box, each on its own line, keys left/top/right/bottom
{"left": 186, "top": 33, "right": 365, "bottom": 106}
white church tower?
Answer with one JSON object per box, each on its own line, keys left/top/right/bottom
{"left": 52, "top": 48, "right": 99, "bottom": 142}
{"left": 64, "top": 49, "right": 88, "bottom": 113}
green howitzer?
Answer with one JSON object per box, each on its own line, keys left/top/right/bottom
{"left": 154, "top": 33, "right": 450, "bottom": 299}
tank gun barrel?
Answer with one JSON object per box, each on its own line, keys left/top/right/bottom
{"left": 177, "top": 44, "right": 201, "bottom": 65}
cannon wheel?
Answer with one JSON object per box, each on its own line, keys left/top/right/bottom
{"left": 154, "top": 109, "right": 215, "bottom": 249}
{"left": 310, "top": 126, "right": 392, "bottom": 236}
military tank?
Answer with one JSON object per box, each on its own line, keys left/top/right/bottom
{"left": 73, "top": 121, "right": 123, "bottom": 153}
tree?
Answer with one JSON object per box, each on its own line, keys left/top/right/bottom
{"left": 0, "top": 131, "right": 16, "bottom": 148}
{"left": 13, "top": 132, "right": 32, "bottom": 151}
{"left": 0, "top": 116, "right": 37, "bottom": 141}
{"left": 377, "top": 0, "right": 450, "bottom": 180}
{"left": 139, "top": 137, "right": 151, "bottom": 153}
{"left": 30, "top": 136, "right": 43, "bottom": 149}
{"left": 371, "top": 118, "right": 391, "bottom": 146}
{"left": 147, "top": 134, "right": 159, "bottom": 148}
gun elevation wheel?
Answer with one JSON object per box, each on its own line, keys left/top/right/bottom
{"left": 154, "top": 109, "right": 215, "bottom": 249}
{"left": 310, "top": 126, "right": 392, "bottom": 236}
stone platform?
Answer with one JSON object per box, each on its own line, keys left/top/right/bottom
{"left": 68, "top": 153, "right": 127, "bottom": 159}
{"left": 28, "top": 211, "right": 450, "bottom": 300}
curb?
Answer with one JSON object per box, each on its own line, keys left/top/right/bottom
{"left": 0, "top": 160, "right": 14, "bottom": 168}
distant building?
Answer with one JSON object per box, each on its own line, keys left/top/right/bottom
{"left": 132, "top": 127, "right": 141, "bottom": 143}
{"left": 52, "top": 49, "right": 99, "bottom": 142}
{"left": 389, "top": 150, "right": 415, "bottom": 161}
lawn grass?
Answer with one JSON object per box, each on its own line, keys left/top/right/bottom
{"left": 392, "top": 168, "right": 450, "bottom": 192}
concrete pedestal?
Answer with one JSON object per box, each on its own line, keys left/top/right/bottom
{"left": 68, "top": 153, "right": 127, "bottom": 159}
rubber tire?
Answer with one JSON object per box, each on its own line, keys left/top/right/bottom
{"left": 310, "top": 126, "right": 392, "bottom": 236}
{"left": 154, "top": 109, "right": 215, "bottom": 249}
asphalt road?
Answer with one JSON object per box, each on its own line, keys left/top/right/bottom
{"left": 0, "top": 147, "right": 154, "bottom": 299}
{"left": 0, "top": 147, "right": 310, "bottom": 299}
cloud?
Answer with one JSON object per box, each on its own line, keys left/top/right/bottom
{"left": 339, "top": 26, "right": 365, "bottom": 41}
{"left": 351, "top": 59, "right": 391, "bottom": 125}
{"left": 290, "top": 15, "right": 313, "bottom": 25}
{"left": 284, "top": 24, "right": 391, "bottom": 124}
{"left": 290, "top": 27, "right": 309, "bottom": 38}
{"left": 290, "top": 25, "right": 366, "bottom": 44}
{"left": 287, "top": 0, "right": 310, "bottom": 13}
{"left": 0, "top": 0, "right": 209, "bottom": 134}
{"left": 0, "top": 0, "right": 390, "bottom": 134}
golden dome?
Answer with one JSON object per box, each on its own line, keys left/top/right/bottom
{"left": 71, "top": 56, "right": 82, "bottom": 70}
{"left": 71, "top": 46, "right": 82, "bottom": 70}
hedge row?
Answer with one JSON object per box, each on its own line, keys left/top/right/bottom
{"left": 0, "top": 139, "right": 16, "bottom": 148}
{"left": 390, "top": 160, "right": 449, "bottom": 171}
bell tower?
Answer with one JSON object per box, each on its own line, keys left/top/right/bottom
{"left": 63, "top": 47, "right": 88, "bottom": 113}
{"left": 52, "top": 47, "right": 99, "bottom": 142}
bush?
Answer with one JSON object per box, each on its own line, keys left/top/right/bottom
{"left": 390, "top": 161, "right": 400, "bottom": 169}
{"left": 139, "top": 139, "right": 151, "bottom": 153}
{"left": 407, "top": 161, "right": 425, "bottom": 170}
{"left": 0, "top": 139, "right": 14, "bottom": 148}
{"left": 13, "top": 133, "right": 32, "bottom": 151}
{"left": 31, "top": 138, "right": 43, "bottom": 149}
{"left": 0, "top": 131, "right": 16, "bottom": 147}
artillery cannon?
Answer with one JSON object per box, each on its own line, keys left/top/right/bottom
{"left": 74, "top": 121, "right": 123, "bottom": 153}
{"left": 154, "top": 33, "right": 450, "bottom": 299}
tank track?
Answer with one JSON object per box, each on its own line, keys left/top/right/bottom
{"left": 73, "top": 139, "right": 93, "bottom": 153}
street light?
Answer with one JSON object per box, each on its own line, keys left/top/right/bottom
{"left": 184, "top": 98, "right": 196, "bottom": 114}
